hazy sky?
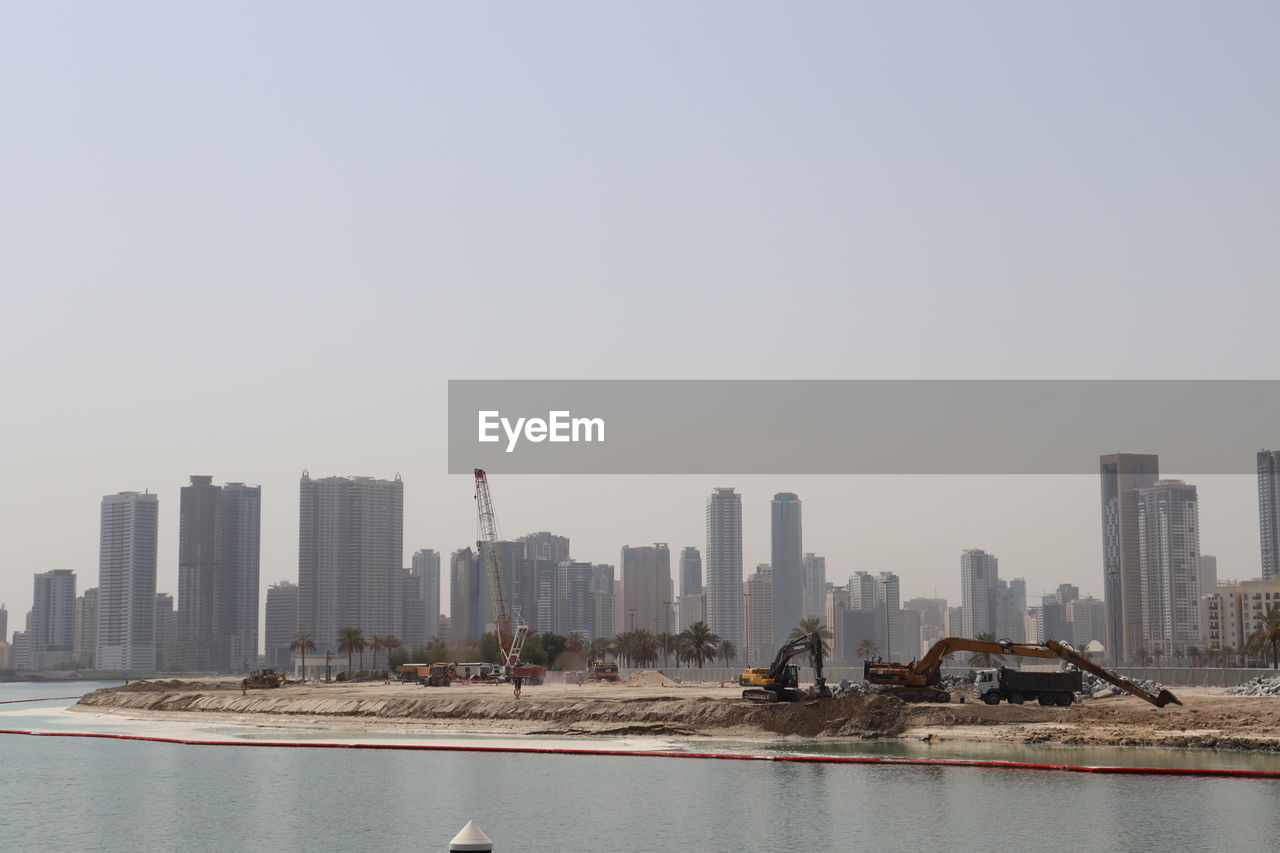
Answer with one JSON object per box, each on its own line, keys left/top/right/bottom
{"left": 2, "top": 4, "right": 1278, "bottom": 630}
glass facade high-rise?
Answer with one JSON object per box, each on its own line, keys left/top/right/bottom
{"left": 960, "top": 549, "right": 998, "bottom": 639}
{"left": 1136, "top": 480, "right": 1201, "bottom": 655}
{"left": 1259, "top": 450, "right": 1280, "bottom": 581}
{"left": 30, "top": 569, "right": 76, "bottom": 669}
{"left": 706, "top": 488, "right": 743, "bottom": 648}
{"left": 1100, "top": 453, "right": 1159, "bottom": 663}
{"left": 770, "top": 492, "right": 803, "bottom": 649}
{"left": 678, "top": 546, "right": 702, "bottom": 597}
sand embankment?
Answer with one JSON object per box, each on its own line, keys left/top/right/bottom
{"left": 71, "top": 679, "right": 1280, "bottom": 750}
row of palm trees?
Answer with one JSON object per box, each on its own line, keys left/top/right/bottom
{"left": 288, "top": 629, "right": 404, "bottom": 680}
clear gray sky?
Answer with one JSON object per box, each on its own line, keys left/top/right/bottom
{"left": 2, "top": 4, "right": 1278, "bottom": 626}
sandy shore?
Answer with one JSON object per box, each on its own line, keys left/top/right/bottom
{"left": 70, "top": 678, "right": 1280, "bottom": 751}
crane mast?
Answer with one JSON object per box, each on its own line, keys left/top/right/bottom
{"left": 474, "top": 468, "right": 526, "bottom": 670}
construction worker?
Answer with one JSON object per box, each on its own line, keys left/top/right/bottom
{"left": 512, "top": 675, "right": 523, "bottom": 699}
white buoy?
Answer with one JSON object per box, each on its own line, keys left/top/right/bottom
{"left": 449, "top": 820, "right": 494, "bottom": 852}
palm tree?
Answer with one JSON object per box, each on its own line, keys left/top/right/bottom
{"left": 382, "top": 636, "right": 402, "bottom": 672}
{"left": 588, "top": 637, "right": 612, "bottom": 662}
{"left": 856, "top": 639, "right": 879, "bottom": 661}
{"left": 967, "top": 632, "right": 1002, "bottom": 668}
{"left": 678, "top": 621, "right": 720, "bottom": 668}
{"left": 717, "top": 640, "right": 737, "bottom": 666}
{"left": 289, "top": 632, "right": 316, "bottom": 682}
{"left": 1247, "top": 604, "right": 1280, "bottom": 669}
{"left": 789, "top": 618, "right": 833, "bottom": 665}
{"left": 337, "top": 626, "right": 365, "bottom": 678}
{"left": 565, "top": 632, "right": 587, "bottom": 654}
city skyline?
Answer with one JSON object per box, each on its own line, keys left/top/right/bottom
{"left": 3, "top": 464, "right": 1276, "bottom": 662}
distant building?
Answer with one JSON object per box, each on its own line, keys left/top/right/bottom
{"left": 0, "top": 642, "right": 11, "bottom": 670}
{"left": 1136, "top": 480, "right": 1201, "bottom": 655}
{"left": 176, "top": 476, "right": 261, "bottom": 673}
{"left": 30, "top": 570, "right": 76, "bottom": 670}
{"left": 592, "top": 564, "right": 617, "bottom": 641}
{"left": 1067, "top": 596, "right": 1106, "bottom": 648}
{"left": 770, "top": 493, "right": 803, "bottom": 649}
{"left": 677, "top": 592, "right": 706, "bottom": 633}
{"left": 298, "top": 473, "right": 403, "bottom": 656}
{"left": 1204, "top": 576, "right": 1280, "bottom": 658}
{"left": 97, "top": 491, "right": 159, "bottom": 672}
{"left": 960, "top": 549, "right": 998, "bottom": 638}
{"left": 1100, "top": 453, "right": 1160, "bottom": 663}
{"left": 401, "top": 549, "right": 442, "bottom": 649}
{"left": 679, "top": 547, "right": 702, "bottom": 598}
{"left": 826, "top": 587, "right": 852, "bottom": 664}
{"left": 519, "top": 532, "right": 570, "bottom": 565}
{"left": 264, "top": 581, "right": 298, "bottom": 671}
{"left": 450, "top": 547, "right": 481, "bottom": 643}
{"left": 706, "top": 488, "right": 743, "bottom": 649}
{"left": 555, "top": 561, "right": 596, "bottom": 640}
{"left": 0, "top": 603, "right": 7, "bottom": 643}
{"left": 744, "top": 565, "right": 773, "bottom": 665}
{"left": 848, "top": 572, "right": 877, "bottom": 610}
{"left": 840, "top": 607, "right": 885, "bottom": 663}
{"left": 73, "top": 588, "right": 98, "bottom": 669}
{"left": 875, "top": 572, "right": 904, "bottom": 661}
{"left": 154, "top": 594, "right": 176, "bottom": 671}
{"left": 993, "top": 579, "right": 1026, "bottom": 642}
{"left": 802, "top": 553, "right": 826, "bottom": 622}
{"left": 621, "top": 544, "right": 673, "bottom": 637}
{"left": 1197, "top": 554, "right": 1218, "bottom": 598}
{"left": 1259, "top": 451, "right": 1280, "bottom": 580}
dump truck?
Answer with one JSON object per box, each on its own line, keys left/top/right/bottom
{"left": 864, "top": 637, "right": 1180, "bottom": 708}
{"left": 974, "top": 666, "right": 1081, "bottom": 706}
{"left": 511, "top": 664, "right": 546, "bottom": 686}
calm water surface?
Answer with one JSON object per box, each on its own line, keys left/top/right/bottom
{"left": 2, "top": 682, "right": 1278, "bottom": 852}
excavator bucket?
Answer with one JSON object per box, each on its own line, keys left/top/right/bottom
{"left": 1153, "top": 688, "right": 1182, "bottom": 708}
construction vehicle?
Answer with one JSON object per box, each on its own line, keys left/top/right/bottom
{"left": 511, "top": 664, "right": 546, "bottom": 686}
{"left": 864, "top": 637, "right": 1181, "bottom": 708}
{"left": 474, "top": 470, "right": 528, "bottom": 676}
{"left": 742, "top": 631, "right": 833, "bottom": 703}
{"left": 974, "top": 667, "right": 1081, "bottom": 706}
{"left": 738, "top": 666, "right": 770, "bottom": 687}
{"left": 396, "top": 663, "right": 456, "bottom": 686}
{"left": 241, "top": 669, "right": 287, "bottom": 689}
{"left": 586, "top": 658, "right": 620, "bottom": 682}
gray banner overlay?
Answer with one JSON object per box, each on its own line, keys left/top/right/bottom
{"left": 448, "top": 380, "right": 1280, "bottom": 474}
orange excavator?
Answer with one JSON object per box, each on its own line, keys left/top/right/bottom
{"left": 863, "top": 637, "right": 1182, "bottom": 708}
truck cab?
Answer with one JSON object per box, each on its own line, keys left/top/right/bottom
{"left": 973, "top": 669, "right": 1000, "bottom": 703}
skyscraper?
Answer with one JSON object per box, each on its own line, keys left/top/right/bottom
{"left": 744, "top": 565, "right": 772, "bottom": 665}
{"left": 1136, "top": 479, "right": 1201, "bottom": 655}
{"left": 30, "top": 570, "right": 76, "bottom": 669}
{"left": 97, "top": 491, "right": 159, "bottom": 672}
{"left": 1100, "top": 453, "right": 1159, "bottom": 663}
{"left": 298, "top": 473, "right": 403, "bottom": 656}
{"left": 177, "top": 476, "right": 262, "bottom": 672}
{"left": 450, "top": 547, "right": 481, "bottom": 642}
{"left": 875, "top": 571, "right": 902, "bottom": 660}
{"left": 802, "top": 552, "right": 826, "bottom": 621}
{"left": 1259, "top": 450, "right": 1280, "bottom": 580}
{"left": 679, "top": 546, "right": 702, "bottom": 597}
{"left": 73, "top": 589, "right": 97, "bottom": 669}
{"left": 154, "top": 593, "right": 176, "bottom": 671}
{"left": 621, "top": 544, "right": 673, "bottom": 637}
{"left": 770, "top": 493, "right": 803, "bottom": 649}
{"left": 706, "top": 488, "right": 743, "bottom": 649}
{"left": 960, "top": 549, "right": 998, "bottom": 638}
{"left": 0, "top": 603, "right": 8, "bottom": 644}
{"left": 264, "top": 581, "right": 298, "bottom": 671}
{"left": 410, "top": 549, "right": 442, "bottom": 643}
{"left": 519, "top": 532, "right": 570, "bottom": 565}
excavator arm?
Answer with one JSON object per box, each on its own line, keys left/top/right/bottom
{"left": 743, "top": 631, "right": 831, "bottom": 703}
{"left": 866, "top": 637, "right": 1181, "bottom": 708}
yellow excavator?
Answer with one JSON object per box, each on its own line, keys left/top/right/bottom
{"left": 863, "top": 637, "right": 1181, "bottom": 708}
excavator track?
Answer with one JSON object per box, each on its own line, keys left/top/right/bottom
{"left": 882, "top": 686, "right": 951, "bottom": 703}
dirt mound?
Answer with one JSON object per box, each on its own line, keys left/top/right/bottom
{"left": 115, "top": 680, "right": 206, "bottom": 693}
{"left": 746, "top": 694, "right": 908, "bottom": 738}
{"left": 624, "top": 670, "right": 682, "bottom": 687}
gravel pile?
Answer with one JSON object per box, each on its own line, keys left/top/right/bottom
{"left": 1227, "top": 676, "right": 1280, "bottom": 696}
{"left": 1078, "top": 672, "right": 1164, "bottom": 699}
{"left": 833, "top": 679, "right": 881, "bottom": 696}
